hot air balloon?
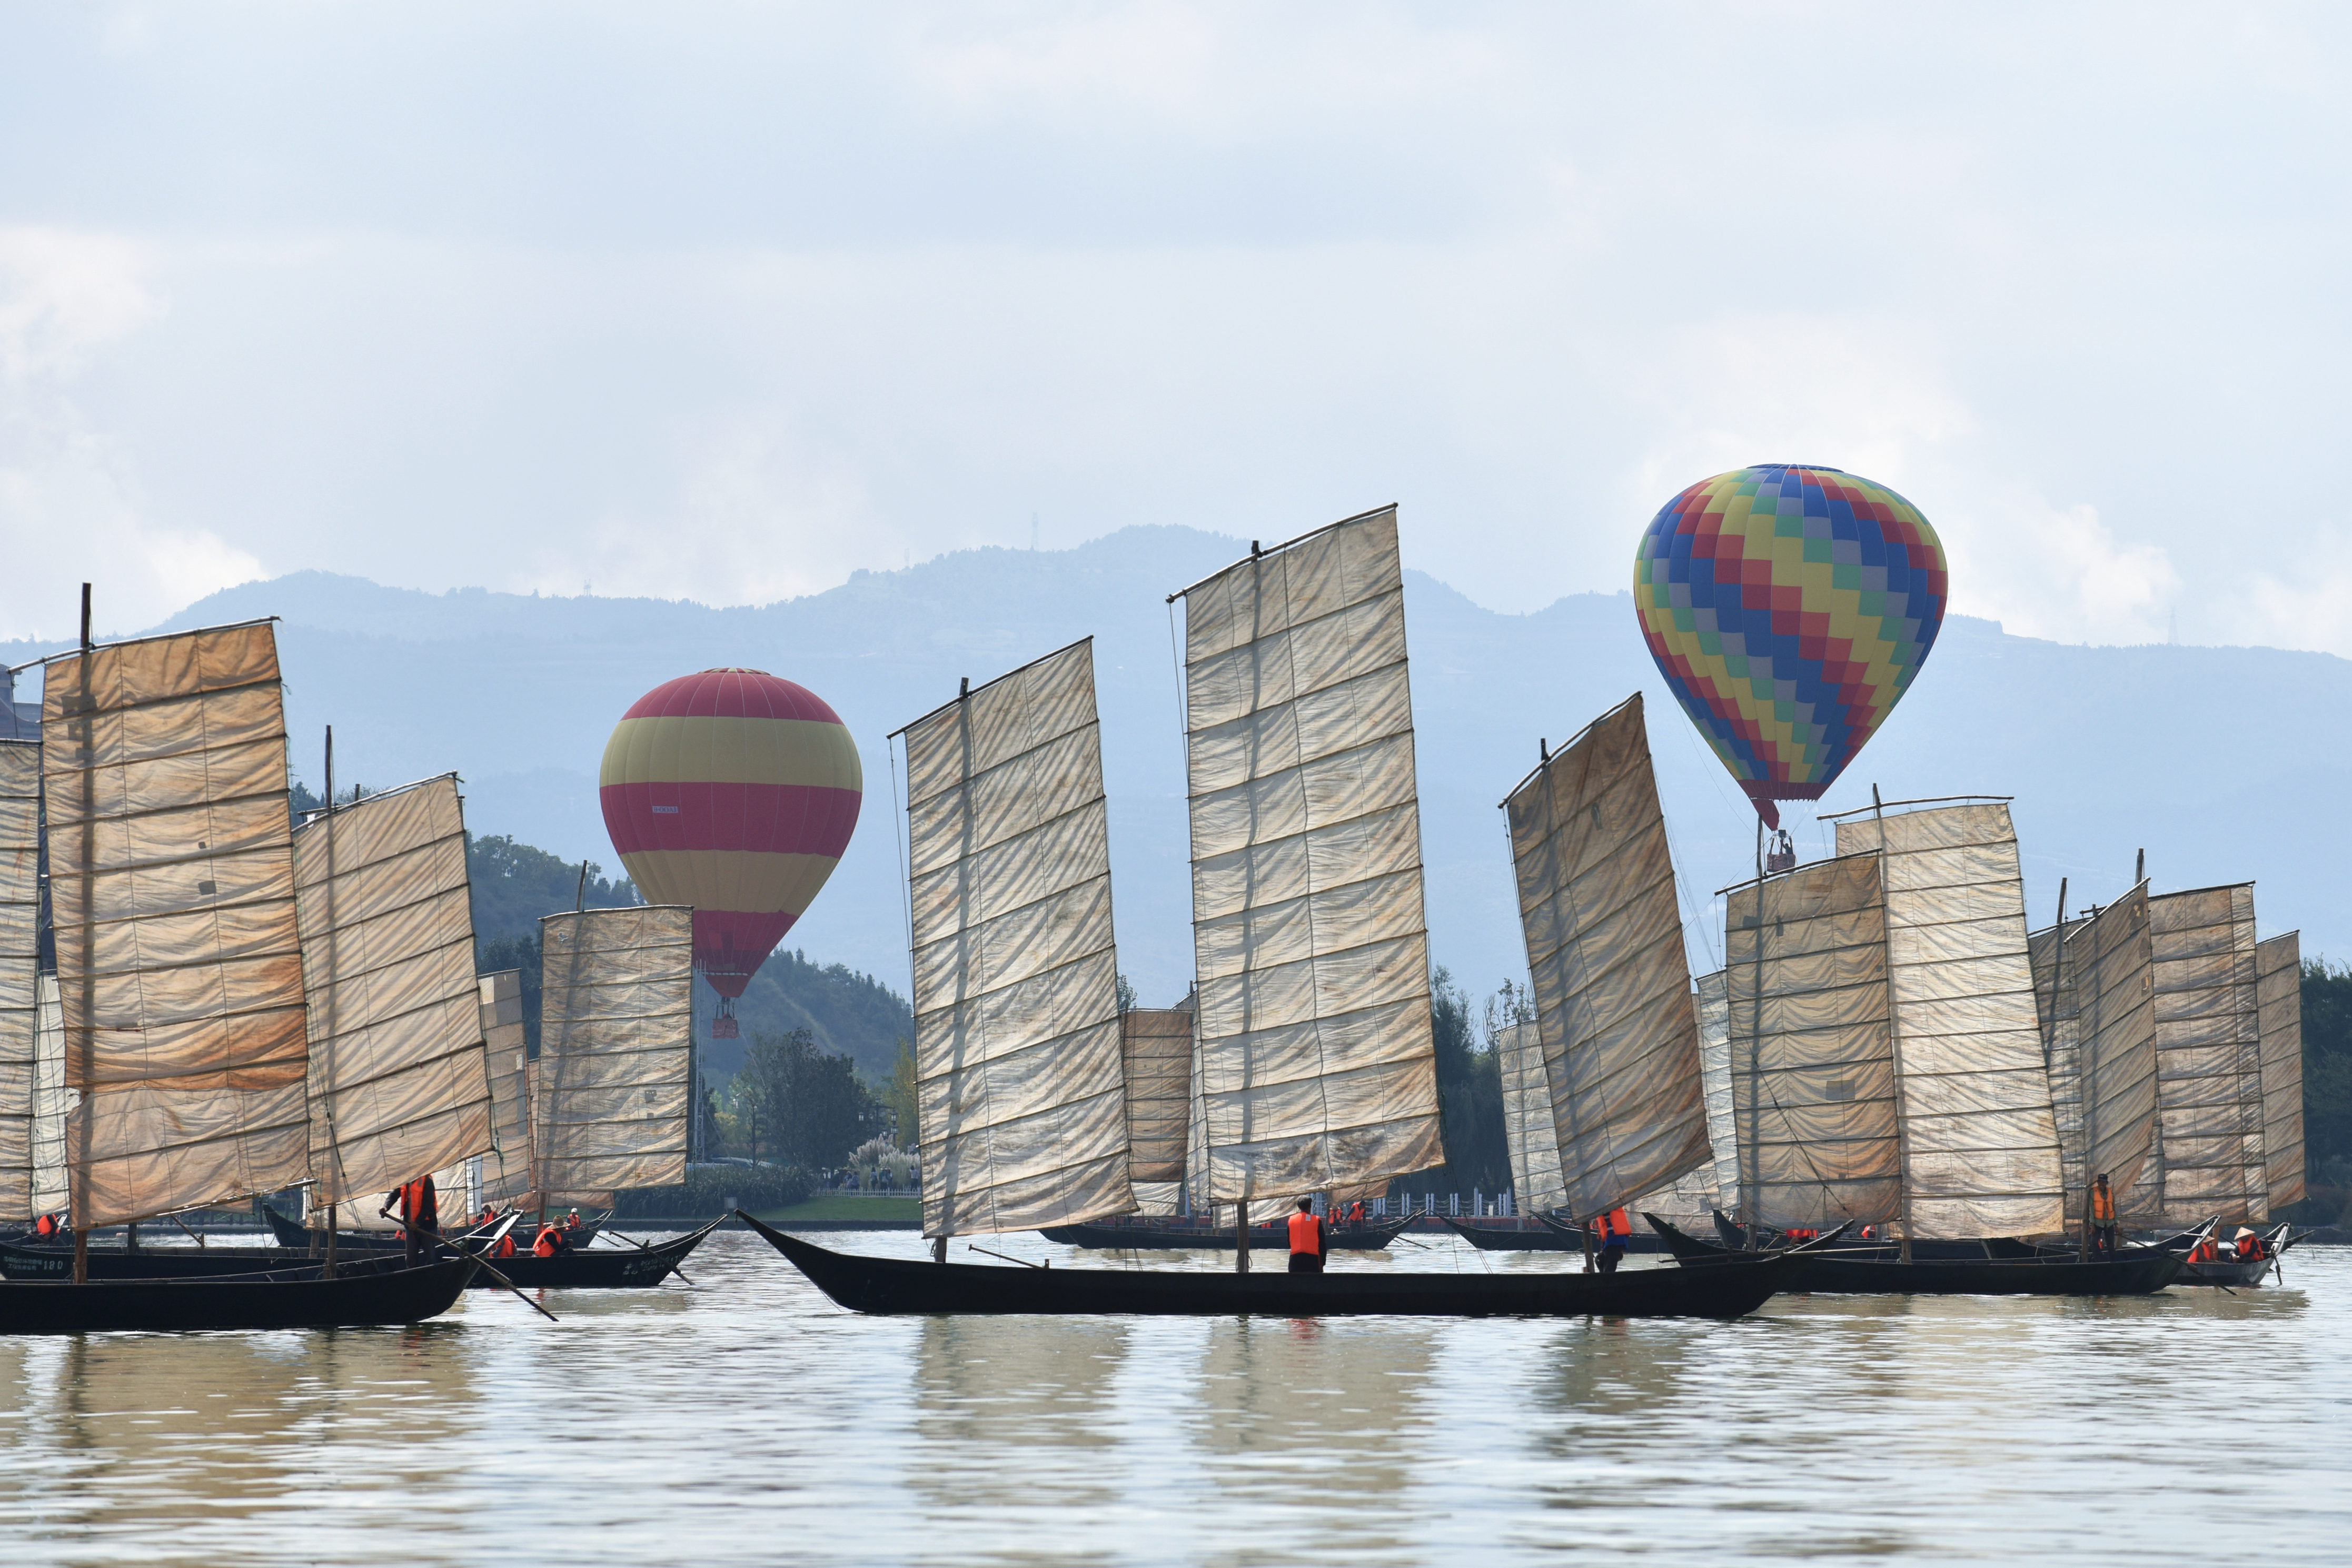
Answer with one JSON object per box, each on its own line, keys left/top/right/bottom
{"left": 1633, "top": 464, "right": 1947, "bottom": 828}
{"left": 599, "top": 669, "right": 864, "bottom": 1037}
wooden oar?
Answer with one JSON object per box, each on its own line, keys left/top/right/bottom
{"left": 398, "top": 1215, "right": 559, "bottom": 1323}
{"left": 967, "top": 1243, "right": 1047, "bottom": 1269}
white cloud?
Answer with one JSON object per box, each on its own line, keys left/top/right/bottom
{"left": 1940, "top": 493, "right": 2179, "bottom": 646}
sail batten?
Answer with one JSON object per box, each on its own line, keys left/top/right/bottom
{"left": 904, "top": 639, "right": 1133, "bottom": 1237}
{"left": 535, "top": 905, "right": 694, "bottom": 1200}
{"left": 0, "top": 741, "right": 37, "bottom": 1219}
{"left": 1505, "top": 696, "right": 1709, "bottom": 1216}
{"left": 1835, "top": 803, "right": 2065, "bottom": 1238}
{"left": 44, "top": 624, "right": 312, "bottom": 1228}
{"left": 1176, "top": 509, "right": 1442, "bottom": 1204}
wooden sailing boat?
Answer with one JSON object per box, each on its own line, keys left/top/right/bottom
{"left": 2029, "top": 881, "right": 2160, "bottom": 1246}
{"left": 1, "top": 616, "right": 478, "bottom": 1330}
{"left": 752, "top": 511, "right": 1789, "bottom": 1318}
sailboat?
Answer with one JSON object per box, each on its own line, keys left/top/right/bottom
{"left": 749, "top": 510, "right": 1789, "bottom": 1318}
{"left": 1650, "top": 798, "right": 2182, "bottom": 1294}
{"left": 0, "top": 618, "right": 478, "bottom": 1331}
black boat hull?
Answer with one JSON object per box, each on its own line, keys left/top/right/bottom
{"left": 1649, "top": 1216, "right": 2186, "bottom": 1295}
{"left": 0, "top": 1255, "right": 479, "bottom": 1334}
{"left": 468, "top": 1220, "right": 719, "bottom": 1288}
{"left": 1706, "top": 1209, "right": 2058, "bottom": 1261}
{"left": 1039, "top": 1216, "right": 1414, "bottom": 1252}
{"left": 261, "top": 1203, "right": 600, "bottom": 1253}
{"left": 1444, "top": 1216, "right": 1581, "bottom": 1252}
{"left": 1, "top": 1241, "right": 371, "bottom": 1281}
{"left": 743, "top": 1211, "right": 1786, "bottom": 1318}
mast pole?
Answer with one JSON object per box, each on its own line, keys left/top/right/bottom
{"left": 1235, "top": 1198, "right": 1249, "bottom": 1274}
{"left": 1871, "top": 785, "right": 1915, "bottom": 1264}
{"left": 71, "top": 585, "right": 90, "bottom": 1284}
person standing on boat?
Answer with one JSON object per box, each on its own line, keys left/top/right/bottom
{"left": 2089, "top": 1174, "right": 2117, "bottom": 1259}
{"left": 380, "top": 1174, "right": 439, "bottom": 1265}
{"left": 1596, "top": 1208, "right": 1631, "bottom": 1274}
{"left": 1288, "top": 1197, "right": 1326, "bottom": 1274}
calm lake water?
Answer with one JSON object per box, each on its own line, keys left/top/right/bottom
{"left": 2, "top": 1229, "right": 2346, "bottom": 1566}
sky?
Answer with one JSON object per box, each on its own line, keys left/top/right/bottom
{"left": 4, "top": 3, "right": 2350, "bottom": 653}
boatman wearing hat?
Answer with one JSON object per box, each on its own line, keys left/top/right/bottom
{"left": 1287, "top": 1196, "right": 1326, "bottom": 1274}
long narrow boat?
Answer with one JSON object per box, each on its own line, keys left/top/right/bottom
{"left": 6, "top": 1217, "right": 718, "bottom": 1288}
{"left": 0, "top": 1254, "right": 479, "bottom": 1333}
{"left": 1040, "top": 1215, "right": 1413, "bottom": 1252}
{"left": 1706, "top": 1209, "right": 2061, "bottom": 1262}
{"left": 743, "top": 1211, "right": 1788, "bottom": 1318}
{"left": 464, "top": 1218, "right": 719, "bottom": 1288}
{"left": 1646, "top": 1215, "right": 2185, "bottom": 1295}
{"left": 1443, "top": 1215, "right": 1671, "bottom": 1254}
{"left": 261, "top": 1203, "right": 604, "bottom": 1253}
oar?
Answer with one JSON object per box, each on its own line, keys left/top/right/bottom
{"left": 398, "top": 1215, "right": 558, "bottom": 1323}
{"left": 967, "top": 1243, "right": 1047, "bottom": 1269}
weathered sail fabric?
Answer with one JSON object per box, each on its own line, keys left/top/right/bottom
{"left": 1123, "top": 1006, "right": 1194, "bottom": 1215}
{"left": 2027, "top": 917, "right": 2087, "bottom": 1216}
{"left": 902, "top": 640, "right": 1131, "bottom": 1237}
{"left": 1176, "top": 508, "right": 1442, "bottom": 1204}
{"left": 295, "top": 776, "right": 492, "bottom": 1211}
{"left": 1834, "top": 804, "right": 2064, "bottom": 1238}
{"left": 0, "top": 741, "right": 37, "bottom": 1218}
{"left": 1725, "top": 854, "right": 1901, "bottom": 1230}
{"left": 1695, "top": 970, "right": 1738, "bottom": 1213}
{"left": 2063, "top": 887, "right": 2159, "bottom": 1220}
{"left": 1506, "top": 697, "right": 1709, "bottom": 1216}
{"left": 1496, "top": 1019, "right": 1564, "bottom": 1208}
{"left": 477, "top": 970, "right": 534, "bottom": 1206}
{"left": 2256, "top": 931, "right": 2306, "bottom": 1214}
{"left": 2141, "top": 886, "right": 2266, "bottom": 1226}
{"left": 30, "top": 973, "right": 67, "bottom": 1217}
{"left": 44, "top": 624, "right": 311, "bottom": 1228}
{"left": 535, "top": 905, "right": 695, "bottom": 1199}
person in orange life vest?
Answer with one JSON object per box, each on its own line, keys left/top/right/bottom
{"left": 1288, "top": 1197, "right": 1327, "bottom": 1274}
{"left": 494, "top": 1232, "right": 518, "bottom": 1259}
{"left": 34, "top": 1213, "right": 56, "bottom": 1238}
{"left": 2232, "top": 1227, "right": 2263, "bottom": 1263}
{"left": 2187, "top": 1234, "right": 2218, "bottom": 1265}
{"left": 565, "top": 1209, "right": 582, "bottom": 1230}
{"left": 533, "top": 1223, "right": 568, "bottom": 1258}
{"left": 381, "top": 1174, "right": 439, "bottom": 1265}
{"left": 1347, "top": 1200, "right": 1366, "bottom": 1226}
{"left": 1859, "top": 1224, "right": 1876, "bottom": 1242}
{"left": 1594, "top": 1207, "right": 1630, "bottom": 1274}
{"left": 2089, "top": 1174, "right": 2118, "bottom": 1258}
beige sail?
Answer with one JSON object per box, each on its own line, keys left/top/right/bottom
{"left": 1123, "top": 1006, "right": 1194, "bottom": 1215}
{"left": 2140, "top": 885, "right": 2266, "bottom": 1226}
{"left": 30, "top": 972, "right": 67, "bottom": 1217}
{"left": 2256, "top": 931, "right": 2305, "bottom": 1214}
{"left": 2027, "top": 916, "right": 2087, "bottom": 1214}
{"left": 1696, "top": 969, "right": 1738, "bottom": 1213}
{"left": 477, "top": 969, "right": 534, "bottom": 1207}
{"left": 1505, "top": 695, "right": 1709, "bottom": 1216}
{"left": 44, "top": 623, "right": 311, "bottom": 1228}
{"left": 295, "top": 775, "right": 492, "bottom": 1215}
{"left": 1725, "top": 853, "right": 1901, "bottom": 1229}
{"left": 535, "top": 905, "right": 694, "bottom": 1199}
{"left": 0, "top": 741, "right": 35, "bottom": 1218}
{"left": 2062, "top": 885, "right": 2158, "bottom": 1220}
{"left": 1834, "top": 803, "right": 2065, "bottom": 1238}
{"left": 1496, "top": 1019, "right": 1563, "bottom": 1208}
{"left": 1175, "top": 507, "right": 1442, "bottom": 1204}
{"left": 900, "top": 639, "right": 1132, "bottom": 1237}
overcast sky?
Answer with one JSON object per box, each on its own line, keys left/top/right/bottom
{"left": 4, "top": 3, "right": 2348, "bottom": 653}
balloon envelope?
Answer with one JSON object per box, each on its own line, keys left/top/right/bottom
{"left": 599, "top": 668, "right": 864, "bottom": 996}
{"left": 1633, "top": 464, "right": 1947, "bottom": 826}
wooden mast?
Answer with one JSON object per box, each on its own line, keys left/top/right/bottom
{"left": 70, "top": 584, "right": 90, "bottom": 1285}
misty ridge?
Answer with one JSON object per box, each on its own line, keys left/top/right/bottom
{"left": 7, "top": 522, "right": 2345, "bottom": 1011}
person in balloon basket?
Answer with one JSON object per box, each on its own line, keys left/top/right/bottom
{"left": 381, "top": 1174, "right": 439, "bottom": 1265}
{"left": 1287, "top": 1197, "right": 1326, "bottom": 1274}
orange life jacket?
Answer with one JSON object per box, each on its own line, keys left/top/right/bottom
{"left": 2091, "top": 1185, "right": 2116, "bottom": 1224}
{"left": 35, "top": 1214, "right": 55, "bottom": 1237}
{"left": 395, "top": 1177, "right": 435, "bottom": 1226}
{"left": 1602, "top": 1208, "right": 1630, "bottom": 1244}
{"left": 2189, "top": 1238, "right": 2217, "bottom": 1263}
{"left": 496, "top": 1235, "right": 517, "bottom": 1258}
{"left": 533, "top": 1227, "right": 561, "bottom": 1258}
{"left": 1288, "top": 1211, "right": 1323, "bottom": 1256}
{"left": 2237, "top": 1236, "right": 2264, "bottom": 1262}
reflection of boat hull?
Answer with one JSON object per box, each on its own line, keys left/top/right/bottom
{"left": 1039, "top": 1216, "right": 1413, "bottom": 1251}
{"left": 0, "top": 1255, "right": 478, "bottom": 1333}
{"left": 745, "top": 1212, "right": 1786, "bottom": 1318}
{"left": 1650, "top": 1216, "right": 2185, "bottom": 1295}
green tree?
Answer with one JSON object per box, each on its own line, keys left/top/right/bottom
{"left": 887, "top": 1036, "right": 919, "bottom": 1150}
{"left": 1390, "top": 965, "right": 1508, "bottom": 1200}
{"left": 739, "top": 1029, "right": 886, "bottom": 1173}
{"left": 2299, "top": 957, "right": 2352, "bottom": 1222}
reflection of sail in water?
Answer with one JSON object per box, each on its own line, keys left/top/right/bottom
{"left": 910, "top": 1316, "right": 1131, "bottom": 1513}
{"left": 1532, "top": 1320, "right": 1696, "bottom": 1427}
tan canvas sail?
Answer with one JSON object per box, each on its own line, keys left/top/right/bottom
{"left": 2027, "top": 916, "right": 2087, "bottom": 1215}
{"left": 1725, "top": 854, "right": 1901, "bottom": 1230}
{"left": 295, "top": 775, "right": 493, "bottom": 1215}
{"left": 0, "top": 741, "right": 36, "bottom": 1219}
{"left": 477, "top": 970, "right": 533, "bottom": 1206}
{"left": 1174, "top": 507, "right": 1442, "bottom": 1205}
{"left": 535, "top": 905, "right": 694, "bottom": 1199}
{"left": 1123, "top": 1006, "right": 1194, "bottom": 1215}
{"left": 44, "top": 623, "right": 311, "bottom": 1228}
{"left": 2140, "top": 885, "right": 2265, "bottom": 1226}
{"left": 2063, "top": 885, "right": 2158, "bottom": 1220}
{"left": 1834, "top": 803, "right": 2065, "bottom": 1238}
{"left": 30, "top": 972, "right": 67, "bottom": 1217}
{"left": 2256, "top": 931, "right": 2305, "bottom": 1214}
{"left": 900, "top": 640, "right": 1132, "bottom": 1237}
{"left": 1695, "top": 969, "right": 1738, "bottom": 1214}
{"left": 1496, "top": 1019, "right": 1563, "bottom": 1208}
{"left": 1504, "top": 696, "right": 1709, "bottom": 1216}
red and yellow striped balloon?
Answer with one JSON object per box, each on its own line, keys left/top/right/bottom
{"left": 599, "top": 669, "right": 863, "bottom": 999}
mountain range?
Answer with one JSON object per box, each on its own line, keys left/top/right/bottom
{"left": 6, "top": 523, "right": 2344, "bottom": 1015}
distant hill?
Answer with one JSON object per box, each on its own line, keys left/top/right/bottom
{"left": 9, "top": 524, "right": 2345, "bottom": 1005}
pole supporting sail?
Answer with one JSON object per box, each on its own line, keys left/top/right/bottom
{"left": 2141, "top": 885, "right": 2266, "bottom": 1226}
{"left": 899, "top": 639, "right": 1132, "bottom": 1237}
{"left": 2257, "top": 931, "right": 2306, "bottom": 1215}
{"left": 535, "top": 905, "right": 695, "bottom": 1202}
{"left": 294, "top": 773, "right": 493, "bottom": 1213}
{"left": 0, "top": 741, "right": 37, "bottom": 1220}
{"left": 44, "top": 622, "right": 312, "bottom": 1228}
{"left": 1833, "top": 801, "right": 2065, "bottom": 1238}
{"left": 1502, "top": 695, "right": 1709, "bottom": 1217}
{"left": 1173, "top": 507, "right": 1442, "bottom": 1205}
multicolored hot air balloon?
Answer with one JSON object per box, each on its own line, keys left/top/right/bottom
{"left": 600, "top": 669, "right": 864, "bottom": 1036}
{"left": 1633, "top": 464, "right": 1947, "bottom": 827}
